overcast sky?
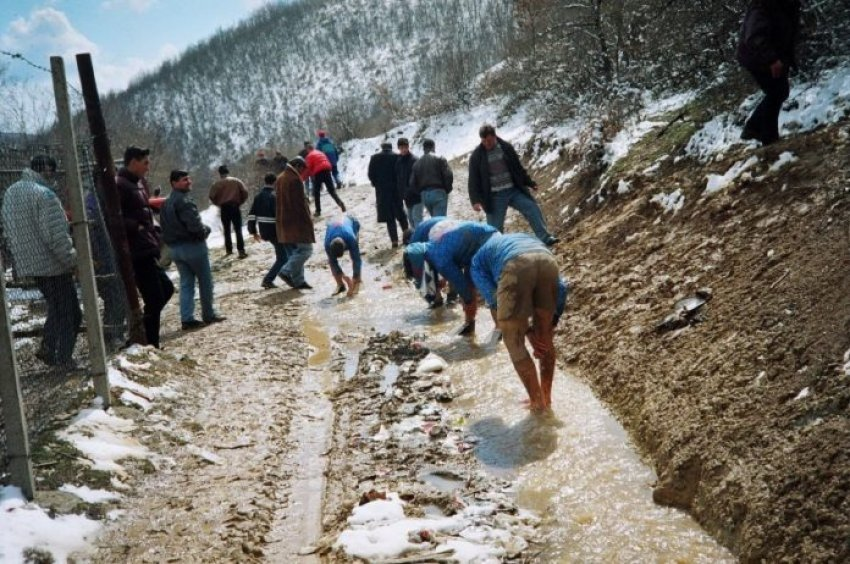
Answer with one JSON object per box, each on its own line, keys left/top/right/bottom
{"left": 0, "top": 0, "right": 275, "bottom": 93}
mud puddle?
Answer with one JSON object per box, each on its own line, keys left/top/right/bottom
{"left": 301, "top": 238, "right": 732, "bottom": 561}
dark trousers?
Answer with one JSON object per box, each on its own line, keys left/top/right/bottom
{"left": 313, "top": 169, "right": 346, "bottom": 215}
{"left": 263, "top": 241, "right": 289, "bottom": 285}
{"left": 133, "top": 255, "right": 174, "bottom": 348}
{"left": 35, "top": 273, "right": 82, "bottom": 364}
{"left": 220, "top": 204, "right": 245, "bottom": 254}
{"left": 743, "top": 68, "right": 790, "bottom": 144}
{"left": 384, "top": 194, "right": 409, "bottom": 244}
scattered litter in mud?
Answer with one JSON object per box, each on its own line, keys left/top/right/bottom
{"left": 319, "top": 332, "right": 543, "bottom": 562}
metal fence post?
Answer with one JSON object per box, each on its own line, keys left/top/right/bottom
{"left": 0, "top": 273, "right": 35, "bottom": 500}
{"left": 50, "top": 56, "right": 110, "bottom": 408}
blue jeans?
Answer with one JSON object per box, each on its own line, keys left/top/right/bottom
{"left": 407, "top": 203, "right": 424, "bottom": 228}
{"left": 170, "top": 241, "right": 216, "bottom": 322}
{"left": 263, "top": 242, "right": 289, "bottom": 285}
{"left": 421, "top": 189, "right": 448, "bottom": 218}
{"left": 486, "top": 187, "right": 552, "bottom": 241}
{"left": 282, "top": 243, "right": 313, "bottom": 286}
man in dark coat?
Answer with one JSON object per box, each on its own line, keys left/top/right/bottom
{"left": 248, "top": 172, "right": 288, "bottom": 289}
{"left": 161, "top": 169, "right": 225, "bottom": 330}
{"left": 368, "top": 142, "right": 408, "bottom": 248}
{"left": 737, "top": 0, "right": 801, "bottom": 145}
{"left": 395, "top": 138, "right": 420, "bottom": 227}
{"left": 468, "top": 124, "right": 557, "bottom": 247}
{"left": 116, "top": 145, "right": 174, "bottom": 348}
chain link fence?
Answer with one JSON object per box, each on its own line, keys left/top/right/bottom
{"left": 0, "top": 141, "right": 128, "bottom": 476}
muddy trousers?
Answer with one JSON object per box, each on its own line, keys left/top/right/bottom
{"left": 743, "top": 67, "right": 790, "bottom": 145}
{"left": 313, "top": 170, "right": 346, "bottom": 215}
{"left": 220, "top": 204, "right": 245, "bottom": 255}
{"left": 133, "top": 255, "right": 175, "bottom": 348}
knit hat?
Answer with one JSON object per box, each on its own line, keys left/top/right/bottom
{"left": 380, "top": 142, "right": 393, "bottom": 151}
{"left": 422, "top": 138, "right": 435, "bottom": 151}
{"left": 317, "top": 129, "right": 326, "bottom": 138}
{"left": 403, "top": 242, "right": 429, "bottom": 285}
{"left": 397, "top": 138, "right": 409, "bottom": 147}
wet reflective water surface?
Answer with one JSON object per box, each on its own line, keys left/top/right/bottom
{"left": 299, "top": 249, "right": 733, "bottom": 562}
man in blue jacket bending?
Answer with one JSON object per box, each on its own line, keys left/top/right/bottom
{"left": 325, "top": 214, "right": 362, "bottom": 297}
{"left": 403, "top": 219, "right": 498, "bottom": 335}
{"left": 470, "top": 233, "right": 568, "bottom": 411}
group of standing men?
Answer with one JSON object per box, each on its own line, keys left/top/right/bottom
{"left": 367, "top": 124, "right": 558, "bottom": 250}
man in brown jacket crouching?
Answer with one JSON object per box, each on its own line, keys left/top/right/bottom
{"left": 275, "top": 157, "right": 314, "bottom": 290}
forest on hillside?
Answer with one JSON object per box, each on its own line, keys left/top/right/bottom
{"left": 5, "top": 0, "right": 849, "bottom": 175}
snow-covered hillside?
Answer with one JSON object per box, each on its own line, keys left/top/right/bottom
{"left": 106, "top": 0, "right": 512, "bottom": 167}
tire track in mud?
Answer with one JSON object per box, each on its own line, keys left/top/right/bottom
{"left": 89, "top": 261, "right": 312, "bottom": 562}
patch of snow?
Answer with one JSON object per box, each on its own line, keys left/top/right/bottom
{"left": 650, "top": 189, "right": 685, "bottom": 214}
{"left": 617, "top": 180, "right": 632, "bottom": 195}
{"left": 793, "top": 387, "right": 811, "bottom": 401}
{"left": 705, "top": 156, "right": 760, "bottom": 194}
{"left": 58, "top": 403, "right": 151, "bottom": 476}
{"left": 58, "top": 484, "right": 121, "bottom": 504}
{"left": 0, "top": 486, "right": 101, "bottom": 564}
{"left": 768, "top": 151, "right": 798, "bottom": 173}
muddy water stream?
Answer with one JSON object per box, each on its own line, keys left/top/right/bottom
{"left": 299, "top": 250, "right": 732, "bottom": 562}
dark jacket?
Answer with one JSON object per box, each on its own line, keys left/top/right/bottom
{"left": 395, "top": 152, "right": 419, "bottom": 207}
{"left": 247, "top": 185, "right": 278, "bottom": 242}
{"left": 368, "top": 148, "right": 402, "bottom": 223}
{"left": 467, "top": 138, "right": 536, "bottom": 214}
{"left": 116, "top": 167, "right": 161, "bottom": 259}
{"left": 161, "top": 189, "right": 210, "bottom": 245}
{"left": 737, "top": 0, "right": 801, "bottom": 70}
{"left": 275, "top": 165, "right": 315, "bottom": 244}
{"left": 410, "top": 153, "right": 453, "bottom": 197}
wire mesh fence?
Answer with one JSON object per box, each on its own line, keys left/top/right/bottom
{"left": 0, "top": 141, "right": 128, "bottom": 475}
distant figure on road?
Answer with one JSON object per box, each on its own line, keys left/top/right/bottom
{"left": 403, "top": 220, "right": 498, "bottom": 334}
{"left": 470, "top": 233, "right": 568, "bottom": 411}
{"left": 209, "top": 165, "right": 249, "bottom": 258}
{"left": 395, "top": 137, "right": 421, "bottom": 228}
{"left": 368, "top": 142, "right": 407, "bottom": 248}
{"left": 316, "top": 129, "right": 343, "bottom": 188}
{"left": 275, "top": 157, "right": 315, "bottom": 290}
{"left": 468, "top": 124, "right": 558, "bottom": 247}
{"left": 248, "top": 173, "right": 289, "bottom": 289}
{"left": 304, "top": 147, "right": 346, "bottom": 218}
{"left": 324, "top": 214, "right": 362, "bottom": 297}
{"left": 410, "top": 138, "right": 452, "bottom": 221}
{"left": 161, "top": 169, "right": 225, "bottom": 330}
{"left": 737, "top": 0, "right": 801, "bottom": 145}
{"left": 2, "top": 155, "right": 81, "bottom": 366}
{"left": 117, "top": 145, "right": 174, "bottom": 348}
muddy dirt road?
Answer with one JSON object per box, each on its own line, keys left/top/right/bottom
{"left": 86, "top": 167, "right": 732, "bottom": 562}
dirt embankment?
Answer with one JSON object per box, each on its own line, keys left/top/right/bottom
{"left": 537, "top": 118, "right": 850, "bottom": 561}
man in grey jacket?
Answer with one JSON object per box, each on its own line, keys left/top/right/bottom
{"left": 2, "top": 155, "right": 81, "bottom": 366}
{"left": 410, "top": 138, "right": 453, "bottom": 219}
{"left": 161, "top": 170, "right": 225, "bottom": 330}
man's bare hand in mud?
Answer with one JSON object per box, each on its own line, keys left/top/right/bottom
{"left": 346, "top": 277, "right": 361, "bottom": 298}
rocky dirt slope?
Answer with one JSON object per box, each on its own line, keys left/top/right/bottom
{"left": 536, "top": 115, "right": 850, "bottom": 561}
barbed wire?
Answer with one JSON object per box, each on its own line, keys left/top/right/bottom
{"left": 1, "top": 49, "right": 84, "bottom": 98}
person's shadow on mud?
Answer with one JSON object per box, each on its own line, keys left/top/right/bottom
{"left": 469, "top": 414, "right": 559, "bottom": 469}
